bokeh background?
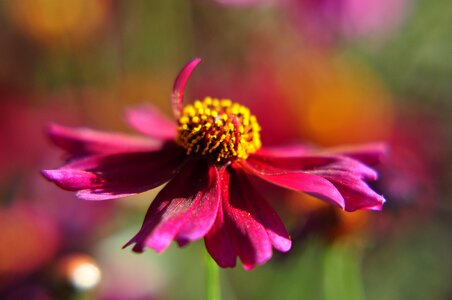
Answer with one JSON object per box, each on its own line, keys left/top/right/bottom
{"left": 0, "top": 0, "right": 451, "bottom": 299}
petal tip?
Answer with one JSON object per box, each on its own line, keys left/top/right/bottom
{"left": 45, "top": 122, "right": 58, "bottom": 132}
{"left": 215, "top": 259, "right": 237, "bottom": 269}
{"left": 276, "top": 238, "right": 292, "bottom": 253}
{"left": 45, "top": 121, "right": 63, "bottom": 133}
{"left": 41, "top": 169, "right": 58, "bottom": 181}
{"left": 243, "top": 264, "right": 256, "bottom": 271}
{"left": 123, "top": 239, "right": 145, "bottom": 253}
{"left": 172, "top": 58, "right": 203, "bottom": 118}
{"left": 372, "top": 195, "right": 387, "bottom": 211}
{"left": 46, "top": 122, "right": 69, "bottom": 141}
{"left": 242, "top": 255, "right": 272, "bottom": 271}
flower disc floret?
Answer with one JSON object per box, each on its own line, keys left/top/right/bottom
{"left": 176, "top": 97, "right": 262, "bottom": 163}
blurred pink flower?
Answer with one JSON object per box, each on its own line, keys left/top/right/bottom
{"left": 290, "top": 0, "right": 409, "bottom": 43}
{"left": 374, "top": 108, "right": 439, "bottom": 230}
{"left": 216, "top": 0, "right": 409, "bottom": 43}
{"left": 43, "top": 58, "right": 385, "bottom": 270}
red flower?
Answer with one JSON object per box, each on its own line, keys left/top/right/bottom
{"left": 42, "top": 58, "right": 385, "bottom": 270}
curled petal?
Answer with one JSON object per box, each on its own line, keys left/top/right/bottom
{"left": 125, "top": 105, "right": 177, "bottom": 140}
{"left": 172, "top": 58, "right": 202, "bottom": 118}
{"left": 47, "top": 123, "right": 161, "bottom": 155}
{"left": 124, "top": 158, "right": 220, "bottom": 252}
{"left": 42, "top": 145, "right": 185, "bottom": 200}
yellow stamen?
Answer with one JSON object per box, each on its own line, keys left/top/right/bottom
{"left": 176, "top": 97, "right": 262, "bottom": 163}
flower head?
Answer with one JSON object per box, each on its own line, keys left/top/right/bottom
{"left": 43, "top": 58, "right": 385, "bottom": 269}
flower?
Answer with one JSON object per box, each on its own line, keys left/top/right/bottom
{"left": 0, "top": 203, "right": 59, "bottom": 281}
{"left": 215, "top": 0, "right": 409, "bottom": 43}
{"left": 4, "top": 0, "right": 111, "bottom": 48}
{"left": 42, "top": 58, "right": 385, "bottom": 270}
{"left": 288, "top": 0, "right": 409, "bottom": 44}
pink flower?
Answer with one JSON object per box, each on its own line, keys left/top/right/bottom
{"left": 216, "top": 0, "right": 409, "bottom": 43}
{"left": 289, "top": 0, "right": 409, "bottom": 43}
{"left": 42, "top": 58, "right": 385, "bottom": 270}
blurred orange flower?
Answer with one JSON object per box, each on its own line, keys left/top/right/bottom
{"left": 0, "top": 205, "right": 59, "bottom": 284}
{"left": 4, "top": 0, "right": 111, "bottom": 48}
{"left": 277, "top": 50, "right": 394, "bottom": 146}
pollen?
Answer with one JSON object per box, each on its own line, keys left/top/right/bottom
{"left": 176, "top": 97, "right": 262, "bottom": 163}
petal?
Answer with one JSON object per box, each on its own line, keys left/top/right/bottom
{"left": 175, "top": 165, "right": 221, "bottom": 246}
{"left": 312, "top": 170, "right": 386, "bottom": 212}
{"left": 42, "top": 145, "right": 185, "bottom": 200}
{"left": 124, "top": 158, "right": 218, "bottom": 252}
{"left": 235, "top": 169, "right": 291, "bottom": 253}
{"left": 125, "top": 105, "right": 177, "bottom": 140}
{"left": 171, "top": 58, "right": 202, "bottom": 118}
{"left": 223, "top": 168, "right": 273, "bottom": 270}
{"left": 244, "top": 151, "right": 384, "bottom": 212}
{"left": 253, "top": 144, "right": 310, "bottom": 158}
{"left": 242, "top": 158, "right": 346, "bottom": 209}
{"left": 41, "top": 169, "right": 98, "bottom": 191}
{"left": 47, "top": 123, "right": 161, "bottom": 155}
{"left": 249, "top": 152, "right": 378, "bottom": 180}
{"left": 256, "top": 143, "right": 388, "bottom": 167}
{"left": 204, "top": 188, "right": 237, "bottom": 268}
{"left": 322, "top": 143, "right": 388, "bottom": 166}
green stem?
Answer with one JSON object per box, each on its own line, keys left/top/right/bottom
{"left": 205, "top": 252, "right": 221, "bottom": 300}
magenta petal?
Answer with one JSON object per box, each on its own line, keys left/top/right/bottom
{"left": 175, "top": 165, "right": 221, "bottom": 246}
{"left": 76, "top": 190, "right": 143, "bottom": 201}
{"left": 244, "top": 151, "right": 382, "bottom": 211}
{"left": 171, "top": 58, "right": 202, "bottom": 118}
{"left": 43, "top": 146, "right": 185, "bottom": 200}
{"left": 124, "top": 158, "right": 218, "bottom": 253}
{"left": 235, "top": 169, "right": 291, "bottom": 252}
{"left": 314, "top": 170, "right": 386, "bottom": 212}
{"left": 253, "top": 144, "right": 310, "bottom": 158}
{"left": 223, "top": 168, "right": 273, "bottom": 270}
{"left": 204, "top": 186, "right": 237, "bottom": 268}
{"left": 125, "top": 105, "right": 177, "bottom": 140}
{"left": 306, "top": 155, "right": 378, "bottom": 181}
{"left": 242, "top": 158, "right": 346, "bottom": 209}
{"left": 41, "top": 169, "right": 98, "bottom": 191}
{"left": 323, "top": 143, "right": 388, "bottom": 166}
{"left": 249, "top": 151, "right": 377, "bottom": 180}
{"left": 47, "top": 123, "right": 161, "bottom": 155}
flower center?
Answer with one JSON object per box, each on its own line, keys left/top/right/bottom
{"left": 176, "top": 97, "right": 262, "bottom": 163}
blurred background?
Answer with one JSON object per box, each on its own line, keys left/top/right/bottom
{"left": 0, "top": 0, "right": 451, "bottom": 299}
